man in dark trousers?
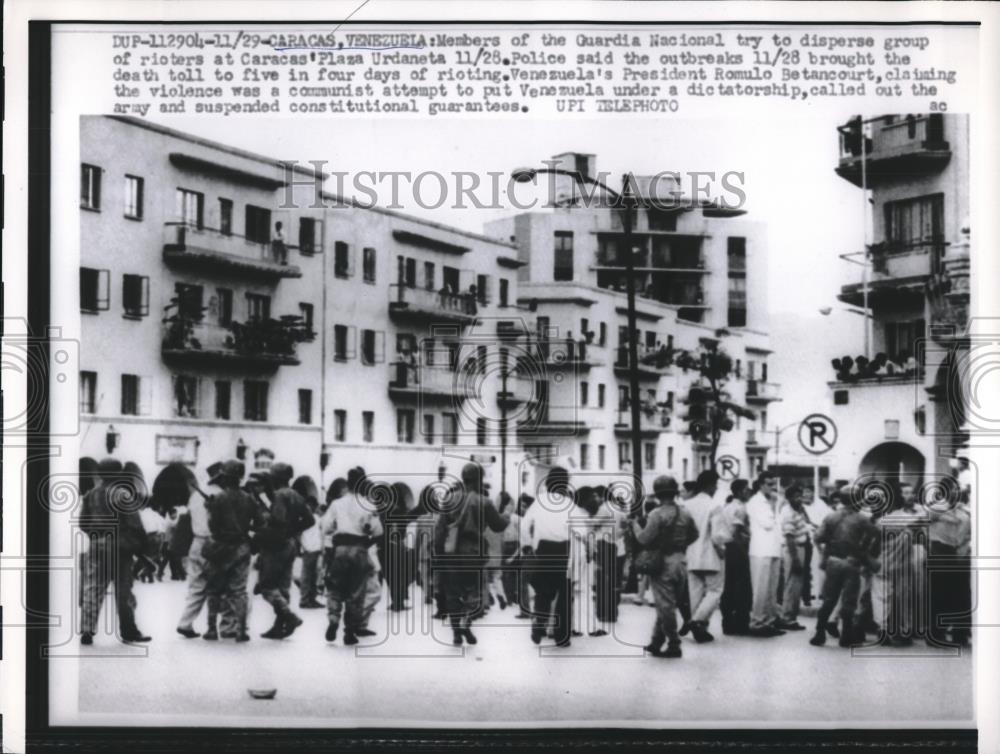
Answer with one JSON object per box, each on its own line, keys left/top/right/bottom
{"left": 204, "top": 460, "right": 264, "bottom": 642}
{"left": 80, "top": 458, "right": 150, "bottom": 645}
{"left": 434, "top": 462, "right": 510, "bottom": 646}
{"left": 255, "top": 462, "right": 315, "bottom": 639}
{"left": 720, "top": 479, "right": 752, "bottom": 635}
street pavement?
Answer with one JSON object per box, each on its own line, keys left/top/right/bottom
{"left": 72, "top": 579, "right": 974, "bottom": 727}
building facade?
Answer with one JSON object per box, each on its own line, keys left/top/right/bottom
{"left": 484, "top": 153, "right": 779, "bottom": 490}
{"left": 826, "top": 113, "right": 971, "bottom": 484}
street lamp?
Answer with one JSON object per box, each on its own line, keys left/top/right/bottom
{"left": 512, "top": 166, "right": 647, "bottom": 496}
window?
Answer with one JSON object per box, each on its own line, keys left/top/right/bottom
{"left": 499, "top": 278, "right": 509, "bottom": 307}
{"left": 246, "top": 293, "right": 271, "bottom": 322}
{"left": 554, "top": 231, "right": 574, "bottom": 281}
{"left": 123, "top": 175, "right": 144, "bottom": 219}
{"left": 397, "top": 409, "right": 416, "bottom": 444}
{"left": 120, "top": 374, "right": 139, "bottom": 415}
{"left": 424, "top": 337, "right": 436, "bottom": 367}
{"left": 834, "top": 389, "right": 849, "bottom": 406}
{"left": 176, "top": 188, "right": 204, "bottom": 228}
{"left": 334, "top": 242, "right": 352, "bottom": 278}
{"left": 762, "top": 363, "right": 769, "bottom": 381}
{"left": 598, "top": 384, "right": 606, "bottom": 408}
{"left": 682, "top": 458, "right": 689, "bottom": 481}
{"left": 173, "top": 375, "right": 200, "bottom": 418}
{"left": 884, "top": 194, "right": 944, "bottom": 247}
{"left": 728, "top": 276, "right": 747, "bottom": 328}
{"left": 215, "top": 380, "right": 231, "bottom": 420}
{"left": 422, "top": 414, "right": 435, "bottom": 444}
{"left": 474, "top": 417, "right": 487, "bottom": 445}
{"left": 423, "top": 261, "right": 436, "bottom": 291}
{"left": 618, "top": 385, "right": 630, "bottom": 411}
{"left": 598, "top": 444, "right": 606, "bottom": 470}
{"left": 735, "top": 359, "right": 742, "bottom": 379}
{"left": 580, "top": 381, "right": 589, "bottom": 407}
{"left": 334, "top": 410, "right": 347, "bottom": 441}
{"left": 175, "top": 283, "right": 204, "bottom": 321}
{"left": 644, "top": 442, "right": 656, "bottom": 470}
{"left": 618, "top": 442, "right": 631, "bottom": 467}
{"left": 645, "top": 330, "right": 657, "bottom": 350}
{"left": 81, "top": 164, "right": 102, "bottom": 210}
{"left": 442, "top": 413, "right": 459, "bottom": 444}
{"left": 244, "top": 380, "right": 269, "bottom": 421}
{"left": 216, "top": 288, "right": 234, "bottom": 326}
{"left": 667, "top": 447, "right": 674, "bottom": 469}
{"left": 727, "top": 237, "right": 747, "bottom": 272}
{"left": 298, "top": 389, "right": 313, "bottom": 424}
{"left": 80, "top": 268, "right": 110, "bottom": 312}
{"left": 580, "top": 443, "right": 590, "bottom": 470}
{"left": 363, "top": 247, "right": 377, "bottom": 283}
{"left": 581, "top": 318, "right": 590, "bottom": 340}
{"left": 442, "top": 265, "right": 460, "bottom": 292}
{"left": 79, "top": 371, "right": 97, "bottom": 414}
{"left": 477, "top": 345, "right": 488, "bottom": 375}
{"left": 361, "top": 329, "right": 384, "bottom": 365}
{"left": 599, "top": 322, "right": 607, "bottom": 346}
{"left": 885, "top": 319, "right": 926, "bottom": 364}
{"left": 299, "top": 217, "right": 323, "bottom": 254}
{"left": 122, "top": 274, "right": 149, "bottom": 317}
{"left": 333, "top": 324, "right": 355, "bottom": 361}
{"left": 362, "top": 411, "right": 374, "bottom": 442}
{"left": 245, "top": 204, "right": 272, "bottom": 244}
{"left": 405, "top": 258, "right": 418, "bottom": 288}
{"left": 298, "top": 303, "right": 314, "bottom": 339}
{"left": 476, "top": 274, "right": 489, "bottom": 304}
{"left": 219, "top": 198, "right": 233, "bottom": 235}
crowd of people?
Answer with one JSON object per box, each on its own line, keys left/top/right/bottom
{"left": 76, "top": 455, "right": 973, "bottom": 656}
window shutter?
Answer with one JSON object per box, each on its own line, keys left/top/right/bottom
{"left": 373, "top": 331, "right": 386, "bottom": 364}
{"left": 346, "top": 325, "right": 357, "bottom": 359}
{"left": 139, "top": 376, "right": 153, "bottom": 415}
{"left": 97, "top": 269, "right": 111, "bottom": 310}
{"left": 140, "top": 276, "right": 150, "bottom": 315}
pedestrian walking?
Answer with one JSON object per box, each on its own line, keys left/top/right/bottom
{"left": 746, "top": 472, "right": 786, "bottom": 637}
{"left": 630, "top": 475, "right": 699, "bottom": 658}
{"left": 321, "top": 471, "right": 383, "bottom": 645}
{"left": 720, "top": 479, "right": 752, "bottom": 635}
{"left": 683, "top": 470, "right": 730, "bottom": 643}
{"left": 255, "top": 462, "right": 315, "bottom": 639}
{"left": 433, "top": 462, "right": 510, "bottom": 646}
{"left": 294, "top": 475, "right": 324, "bottom": 609}
{"left": 79, "top": 458, "right": 151, "bottom": 645}
{"left": 173, "top": 465, "right": 217, "bottom": 640}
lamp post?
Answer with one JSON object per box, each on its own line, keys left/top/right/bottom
{"left": 511, "top": 166, "right": 645, "bottom": 496}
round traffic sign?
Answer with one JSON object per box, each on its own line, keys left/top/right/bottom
{"left": 715, "top": 454, "right": 741, "bottom": 481}
{"left": 798, "top": 413, "right": 838, "bottom": 455}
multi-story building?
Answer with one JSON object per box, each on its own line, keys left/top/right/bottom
{"left": 79, "top": 116, "right": 326, "bottom": 481}
{"left": 826, "top": 113, "right": 970, "bottom": 483}
{"left": 484, "top": 153, "right": 779, "bottom": 488}
{"left": 80, "top": 116, "right": 529, "bottom": 493}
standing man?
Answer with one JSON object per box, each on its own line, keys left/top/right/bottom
{"left": 80, "top": 458, "right": 150, "bottom": 645}
{"left": 777, "top": 483, "right": 810, "bottom": 631}
{"left": 434, "top": 462, "right": 510, "bottom": 646}
{"left": 204, "top": 460, "right": 263, "bottom": 642}
{"left": 321, "top": 472, "right": 383, "bottom": 645}
{"left": 746, "top": 471, "right": 785, "bottom": 637}
{"left": 631, "top": 475, "right": 699, "bottom": 658}
{"left": 720, "top": 479, "right": 752, "bottom": 635}
{"left": 683, "top": 470, "right": 728, "bottom": 643}
{"left": 176, "top": 469, "right": 217, "bottom": 639}
{"left": 521, "top": 467, "right": 574, "bottom": 647}
{"left": 255, "top": 462, "right": 315, "bottom": 639}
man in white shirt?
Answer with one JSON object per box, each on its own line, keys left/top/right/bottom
{"left": 684, "top": 470, "right": 727, "bottom": 643}
{"left": 746, "top": 471, "right": 785, "bottom": 637}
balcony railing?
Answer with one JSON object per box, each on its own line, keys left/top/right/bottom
{"left": 614, "top": 345, "right": 673, "bottom": 379}
{"left": 615, "top": 406, "right": 671, "bottom": 435}
{"left": 836, "top": 114, "right": 951, "bottom": 187}
{"left": 745, "top": 380, "right": 781, "bottom": 402}
{"left": 869, "top": 240, "right": 947, "bottom": 278}
{"left": 161, "top": 318, "right": 302, "bottom": 368}
{"left": 388, "top": 284, "right": 478, "bottom": 324}
{"left": 388, "top": 362, "right": 469, "bottom": 402}
{"left": 746, "top": 429, "right": 767, "bottom": 446}
{"left": 162, "top": 222, "right": 303, "bottom": 279}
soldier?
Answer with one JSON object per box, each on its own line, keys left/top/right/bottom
{"left": 631, "top": 475, "right": 699, "bottom": 658}
{"left": 321, "top": 471, "right": 383, "bottom": 645}
{"left": 255, "top": 462, "right": 315, "bottom": 639}
{"left": 79, "top": 458, "right": 150, "bottom": 645}
{"left": 204, "top": 460, "right": 263, "bottom": 642}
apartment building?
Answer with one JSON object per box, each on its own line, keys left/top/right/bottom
{"left": 484, "top": 153, "right": 779, "bottom": 488}
{"left": 79, "top": 116, "right": 529, "bottom": 493}
{"left": 826, "top": 113, "right": 971, "bottom": 484}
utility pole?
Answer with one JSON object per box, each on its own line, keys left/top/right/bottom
{"left": 620, "top": 176, "right": 644, "bottom": 494}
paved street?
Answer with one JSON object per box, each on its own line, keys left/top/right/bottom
{"left": 71, "top": 579, "right": 974, "bottom": 727}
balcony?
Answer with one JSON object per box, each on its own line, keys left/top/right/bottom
{"left": 497, "top": 373, "right": 534, "bottom": 408}
{"left": 745, "top": 380, "right": 781, "bottom": 403}
{"left": 614, "top": 345, "right": 672, "bottom": 380}
{"left": 615, "top": 406, "right": 671, "bottom": 436}
{"left": 388, "top": 284, "right": 478, "bottom": 325}
{"left": 161, "top": 318, "right": 302, "bottom": 369}
{"left": 521, "top": 340, "right": 599, "bottom": 372}
{"left": 162, "top": 222, "right": 303, "bottom": 280}
{"left": 830, "top": 352, "right": 923, "bottom": 385}
{"left": 838, "top": 241, "right": 945, "bottom": 307}
{"left": 594, "top": 235, "right": 707, "bottom": 272}
{"left": 745, "top": 429, "right": 768, "bottom": 447}
{"left": 836, "top": 114, "right": 951, "bottom": 187}
{"left": 387, "top": 362, "right": 469, "bottom": 402}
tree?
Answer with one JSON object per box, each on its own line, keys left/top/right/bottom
{"left": 672, "top": 332, "right": 756, "bottom": 467}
